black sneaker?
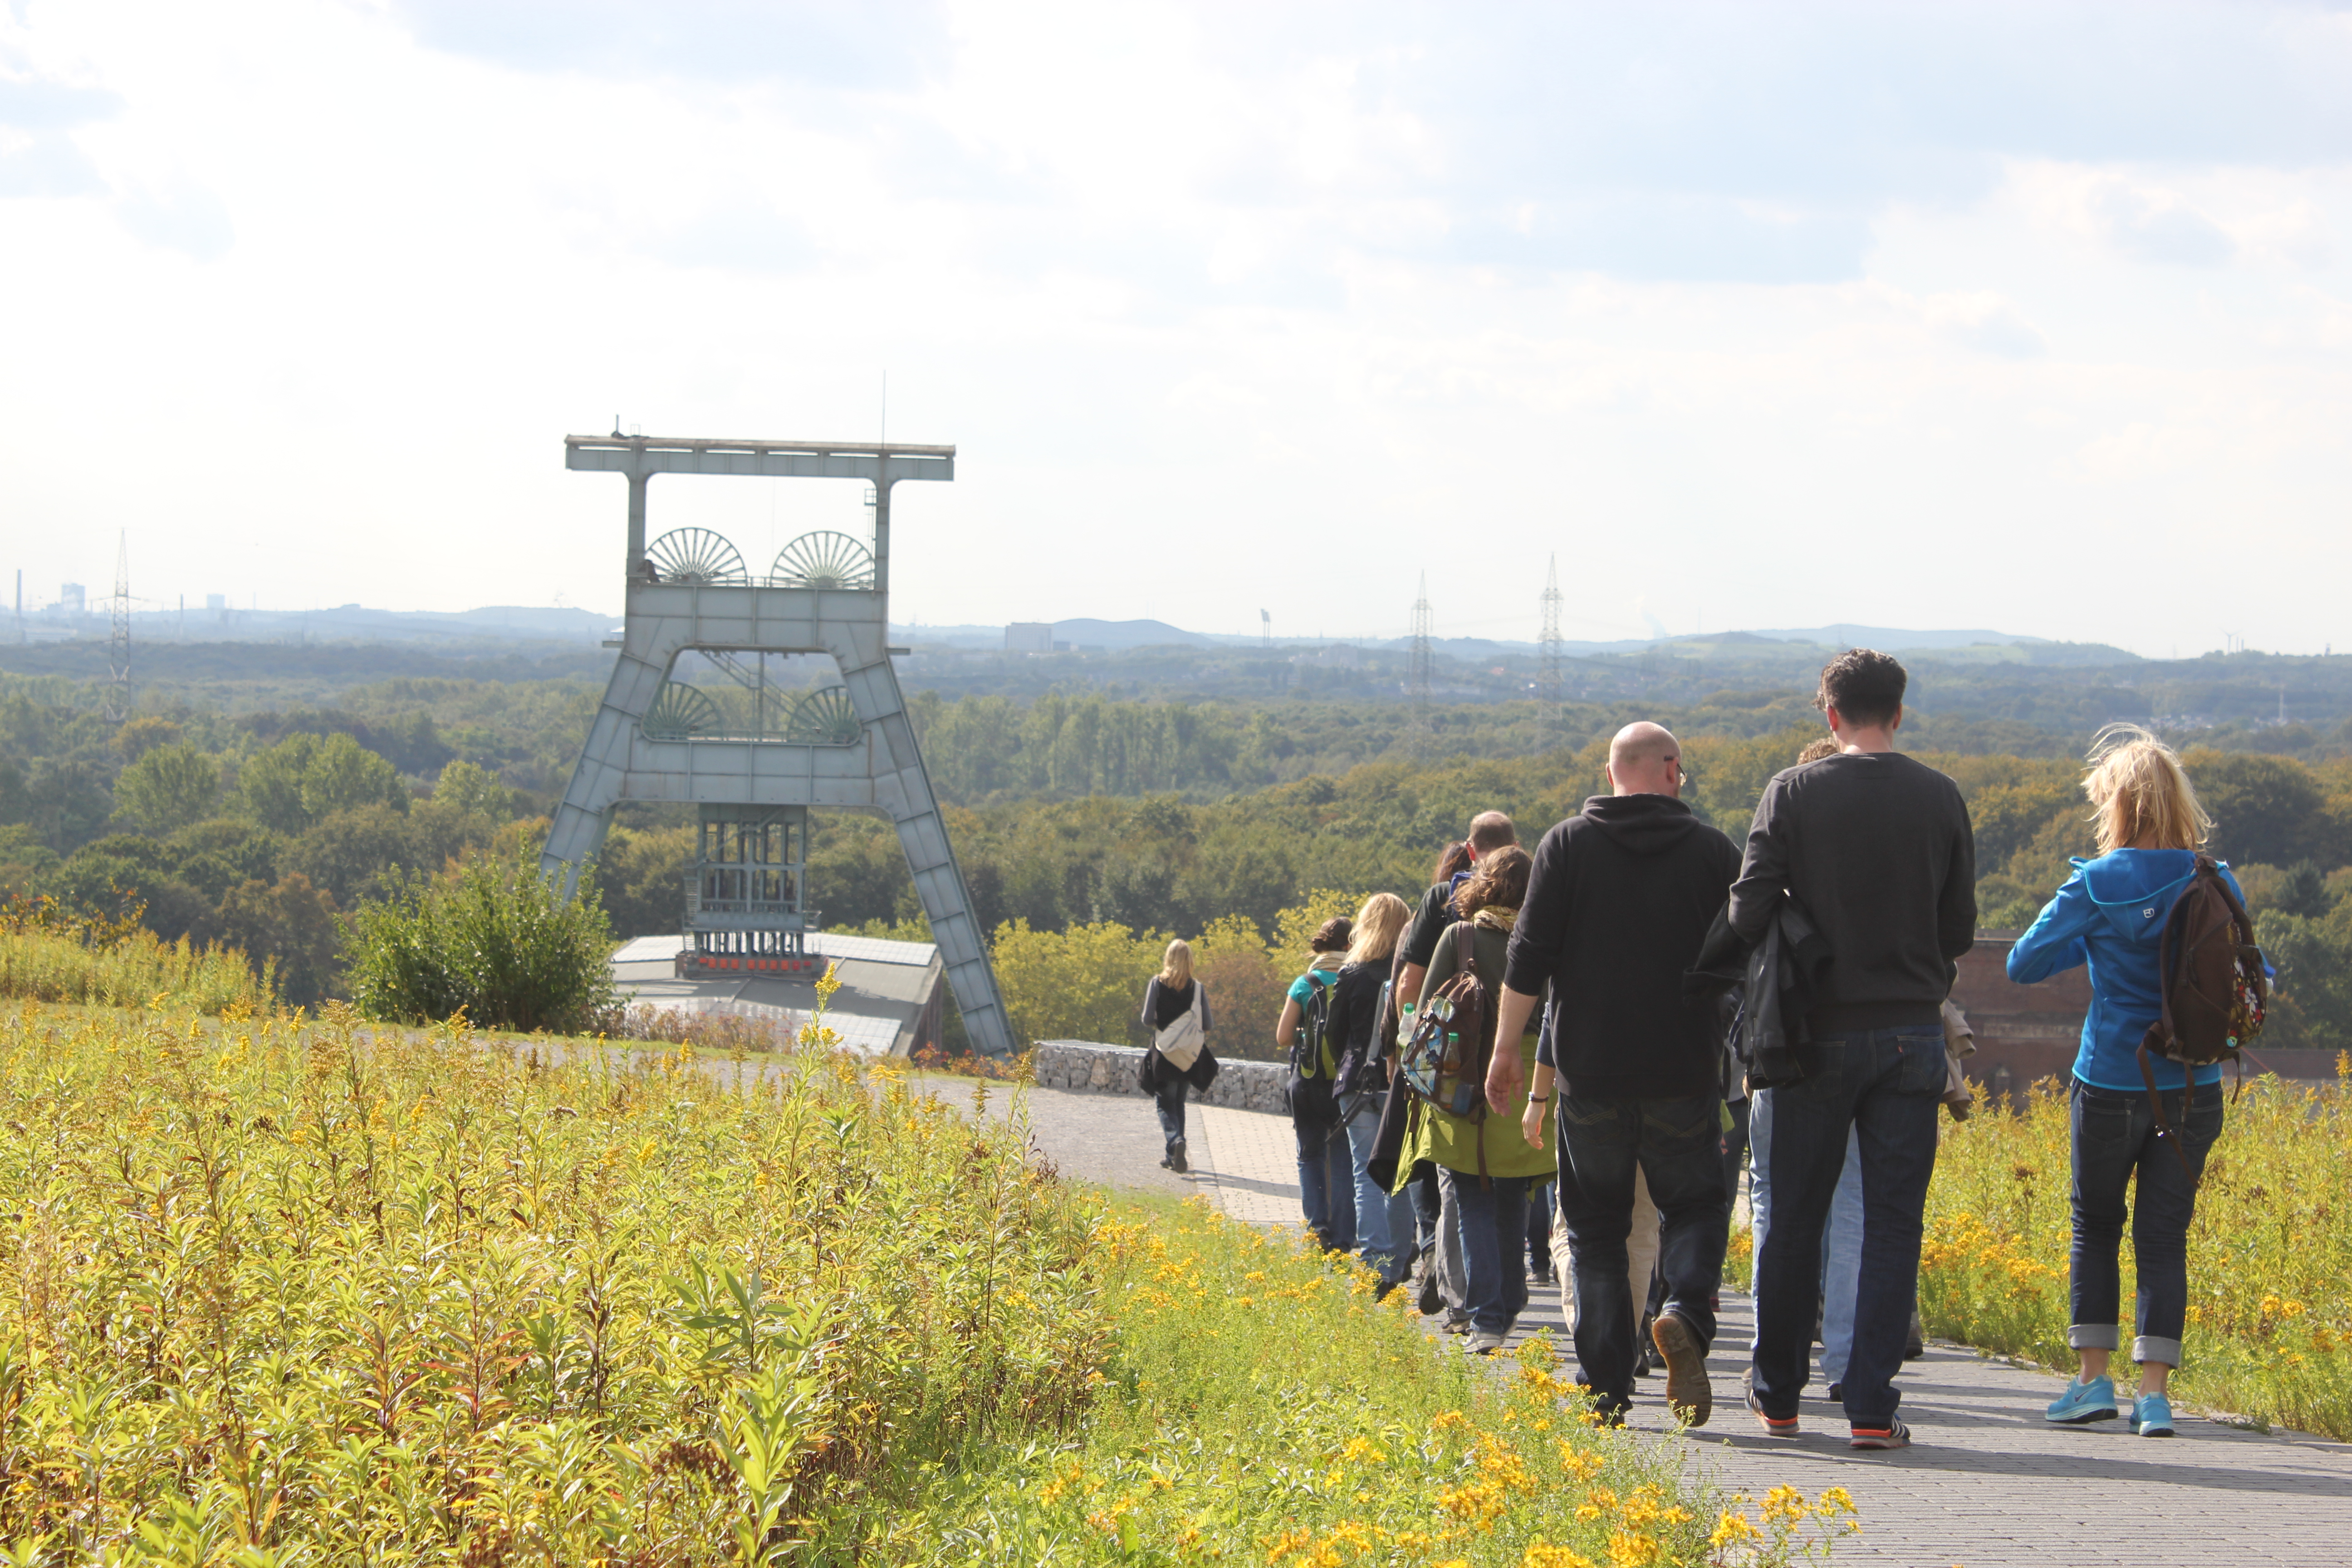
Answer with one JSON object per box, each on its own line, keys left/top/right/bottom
{"left": 1905, "top": 1309, "right": 1925, "bottom": 1360}
{"left": 1168, "top": 1138, "right": 1188, "bottom": 1174}
{"left": 1849, "top": 1420, "right": 1911, "bottom": 1450}
{"left": 1825, "top": 1381, "right": 1843, "bottom": 1402}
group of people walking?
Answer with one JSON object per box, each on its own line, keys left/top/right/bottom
{"left": 1137, "top": 648, "right": 2242, "bottom": 1450}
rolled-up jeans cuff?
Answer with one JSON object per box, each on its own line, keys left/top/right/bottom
{"left": 2067, "top": 1324, "right": 2121, "bottom": 1351}
{"left": 2134, "top": 1335, "right": 2184, "bottom": 1367}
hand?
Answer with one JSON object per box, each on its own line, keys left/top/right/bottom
{"left": 1485, "top": 1045, "right": 1524, "bottom": 1117}
{"left": 1521, "top": 1094, "right": 1546, "bottom": 1149}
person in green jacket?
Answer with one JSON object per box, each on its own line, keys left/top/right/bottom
{"left": 1402, "top": 844, "right": 1553, "bottom": 1354}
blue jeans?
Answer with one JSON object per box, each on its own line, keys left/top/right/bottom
{"left": 1556, "top": 1091, "right": 1730, "bottom": 1411}
{"left": 2069, "top": 1077, "right": 2223, "bottom": 1367}
{"left": 1526, "top": 1181, "right": 1553, "bottom": 1277}
{"left": 1441, "top": 1169, "right": 1531, "bottom": 1335}
{"left": 1819, "top": 1127, "right": 1864, "bottom": 1384}
{"left": 1751, "top": 1024, "right": 1943, "bottom": 1429}
{"left": 1344, "top": 1097, "right": 1415, "bottom": 1284}
{"left": 1154, "top": 1079, "right": 1187, "bottom": 1156}
{"left": 1295, "top": 1117, "right": 1355, "bottom": 1253}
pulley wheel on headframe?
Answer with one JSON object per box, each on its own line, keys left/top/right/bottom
{"left": 642, "top": 681, "right": 723, "bottom": 740}
{"left": 770, "top": 531, "right": 876, "bottom": 591}
{"left": 785, "top": 687, "right": 862, "bottom": 745}
{"left": 645, "top": 528, "right": 750, "bottom": 586}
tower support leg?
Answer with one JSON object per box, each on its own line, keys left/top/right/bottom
{"left": 838, "top": 654, "right": 1014, "bottom": 1056}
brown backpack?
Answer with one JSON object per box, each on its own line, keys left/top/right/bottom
{"left": 2138, "top": 854, "right": 2267, "bottom": 1172}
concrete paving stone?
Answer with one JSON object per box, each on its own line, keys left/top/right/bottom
{"left": 956, "top": 1076, "right": 2352, "bottom": 1568}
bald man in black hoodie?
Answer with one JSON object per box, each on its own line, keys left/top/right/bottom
{"left": 1485, "top": 722, "right": 1740, "bottom": 1425}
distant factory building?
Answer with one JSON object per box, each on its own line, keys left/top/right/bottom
{"left": 1004, "top": 621, "right": 1053, "bottom": 652}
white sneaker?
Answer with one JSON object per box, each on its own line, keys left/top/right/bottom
{"left": 1467, "top": 1330, "right": 1509, "bottom": 1355}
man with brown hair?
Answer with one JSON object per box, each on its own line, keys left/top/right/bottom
{"left": 1731, "top": 650, "right": 1975, "bottom": 1451}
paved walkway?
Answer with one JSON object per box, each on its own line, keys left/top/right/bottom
{"left": 939, "top": 1077, "right": 2352, "bottom": 1568}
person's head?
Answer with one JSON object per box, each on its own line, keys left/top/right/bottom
{"left": 1454, "top": 845, "right": 1533, "bottom": 919}
{"left": 1795, "top": 736, "right": 1841, "bottom": 765}
{"left": 1347, "top": 892, "right": 1411, "bottom": 965}
{"left": 1605, "top": 722, "right": 1682, "bottom": 798}
{"left": 2083, "top": 725, "right": 2210, "bottom": 854}
{"left": 1159, "top": 939, "right": 1193, "bottom": 987}
{"left": 1431, "top": 840, "right": 1473, "bottom": 885}
{"left": 1466, "top": 812, "right": 1517, "bottom": 854}
{"left": 1309, "top": 916, "right": 1354, "bottom": 956}
{"left": 1815, "top": 648, "right": 1907, "bottom": 738}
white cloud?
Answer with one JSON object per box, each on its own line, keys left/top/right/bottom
{"left": 1920, "top": 290, "right": 2048, "bottom": 359}
{"left": 2082, "top": 177, "right": 2238, "bottom": 267}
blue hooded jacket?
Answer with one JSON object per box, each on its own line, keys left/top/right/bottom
{"left": 2006, "top": 848, "right": 2244, "bottom": 1091}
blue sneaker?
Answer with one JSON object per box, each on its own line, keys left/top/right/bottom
{"left": 2132, "top": 1392, "right": 2176, "bottom": 1437}
{"left": 2045, "top": 1376, "right": 2120, "bottom": 1425}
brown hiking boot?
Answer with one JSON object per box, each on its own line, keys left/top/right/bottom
{"left": 1649, "top": 1312, "right": 1713, "bottom": 1428}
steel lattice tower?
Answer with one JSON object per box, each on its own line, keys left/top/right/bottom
{"left": 1538, "top": 554, "right": 1564, "bottom": 704}
{"left": 1408, "top": 572, "right": 1434, "bottom": 725}
{"left": 105, "top": 532, "right": 130, "bottom": 723}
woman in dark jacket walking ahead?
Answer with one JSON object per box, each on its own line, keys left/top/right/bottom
{"left": 2009, "top": 727, "right": 2244, "bottom": 1439}
{"left": 1330, "top": 892, "right": 1415, "bottom": 1295}
{"left": 1140, "top": 939, "right": 1214, "bottom": 1174}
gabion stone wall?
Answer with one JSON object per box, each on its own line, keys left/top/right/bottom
{"left": 1031, "top": 1040, "right": 1289, "bottom": 1115}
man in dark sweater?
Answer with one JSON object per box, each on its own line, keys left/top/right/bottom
{"left": 1729, "top": 649, "right": 1975, "bottom": 1452}
{"left": 1486, "top": 722, "right": 1740, "bottom": 1426}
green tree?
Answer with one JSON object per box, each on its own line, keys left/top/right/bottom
{"left": 217, "top": 872, "right": 342, "bottom": 1006}
{"left": 344, "top": 856, "right": 618, "bottom": 1032}
{"left": 2185, "top": 750, "right": 2338, "bottom": 869}
{"left": 990, "top": 917, "right": 1165, "bottom": 1048}
{"left": 432, "top": 758, "right": 514, "bottom": 819}
{"left": 592, "top": 823, "right": 694, "bottom": 938}
{"left": 302, "top": 732, "right": 408, "bottom": 820}
{"left": 237, "top": 733, "right": 321, "bottom": 834}
{"left": 112, "top": 715, "right": 184, "bottom": 763}
{"left": 114, "top": 743, "right": 222, "bottom": 835}
{"left": 284, "top": 804, "right": 430, "bottom": 907}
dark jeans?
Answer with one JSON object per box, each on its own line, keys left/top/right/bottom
{"left": 1153, "top": 1079, "right": 1188, "bottom": 1156}
{"left": 1294, "top": 1117, "right": 1356, "bottom": 1253}
{"left": 1526, "top": 1180, "right": 1553, "bottom": 1276}
{"left": 2069, "top": 1077, "right": 2223, "bottom": 1367}
{"left": 1722, "top": 1094, "right": 1751, "bottom": 1205}
{"left": 1557, "top": 1091, "right": 1730, "bottom": 1411}
{"left": 1442, "top": 1169, "right": 1532, "bottom": 1334}
{"left": 1409, "top": 1159, "right": 1443, "bottom": 1254}
{"left": 1751, "top": 1024, "right": 1943, "bottom": 1428}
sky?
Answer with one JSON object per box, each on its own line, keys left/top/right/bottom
{"left": 4, "top": 0, "right": 2351, "bottom": 657}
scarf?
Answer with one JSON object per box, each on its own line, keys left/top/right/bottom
{"left": 1472, "top": 907, "right": 1518, "bottom": 934}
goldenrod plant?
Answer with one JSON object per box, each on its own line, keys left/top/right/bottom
{"left": 0, "top": 894, "right": 271, "bottom": 1014}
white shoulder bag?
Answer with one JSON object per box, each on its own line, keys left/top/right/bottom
{"left": 1153, "top": 986, "right": 1206, "bottom": 1073}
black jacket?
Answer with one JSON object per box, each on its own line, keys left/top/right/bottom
{"left": 1503, "top": 794, "right": 1742, "bottom": 1100}
{"left": 1728, "top": 752, "right": 1975, "bottom": 1033}
{"left": 1689, "top": 898, "right": 1834, "bottom": 1088}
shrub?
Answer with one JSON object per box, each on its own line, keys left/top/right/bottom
{"left": 343, "top": 854, "right": 618, "bottom": 1032}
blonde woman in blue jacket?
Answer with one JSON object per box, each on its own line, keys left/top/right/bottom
{"left": 2009, "top": 726, "right": 2243, "bottom": 1439}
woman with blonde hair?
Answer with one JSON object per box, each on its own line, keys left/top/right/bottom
{"left": 1328, "top": 891, "right": 1416, "bottom": 1295}
{"left": 2009, "top": 725, "right": 2247, "bottom": 1438}
{"left": 1139, "top": 938, "right": 1215, "bottom": 1175}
